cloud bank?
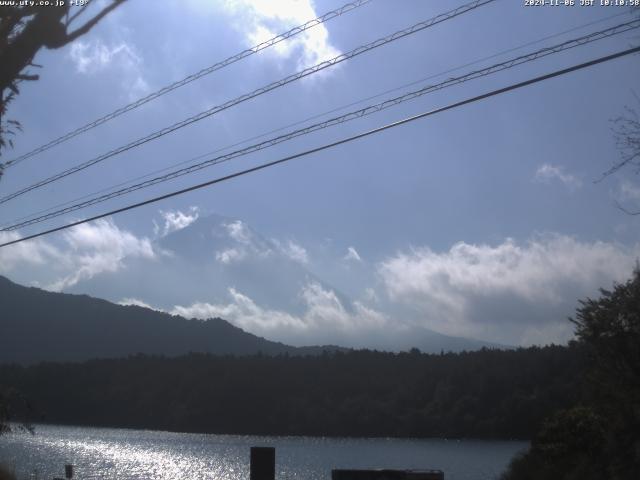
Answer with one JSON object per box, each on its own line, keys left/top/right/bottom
{"left": 170, "top": 282, "right": 387, "bottom": 346}
{"left": 3, "top": 209, "right": 639, "bottom": 348}
{"left": 0, "top": 219, "right": 156, "bottom": 292}
{"left": 154, "top": 207, "right": 200, "bottom": 237}
{"left": 378, "top": 235, "right": 640, "bottom": 345}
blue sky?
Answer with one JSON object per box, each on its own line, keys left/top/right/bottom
{"left": 1, "top": 0, "right": 639, "bottom": 348}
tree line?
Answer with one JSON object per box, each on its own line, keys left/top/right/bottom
{"left": 0, "top": 344, "right": 586, "bottom": 439}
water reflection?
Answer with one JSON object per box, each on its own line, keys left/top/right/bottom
{"left": 0, "top": 425, "right": 527, "bottom": 480}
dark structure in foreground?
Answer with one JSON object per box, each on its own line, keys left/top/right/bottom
{"left": 333, "top": 470, "right": 444, "bottom": 480}
{"left": 248, "top": 446, "right": 445, "bottom": 480}
{"left": 251, "top": 447, "right": 275, "bottom": 480}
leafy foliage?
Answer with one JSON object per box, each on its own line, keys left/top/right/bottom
{"left": 0, "top": 385, "right": 34, "bottom": 436}
{"left": 502, "top": 268, "right": 640, "bottom": 480}
{"left": 533, "top": 406, "right": 605, "bottom": 460}
{"left": 0, "top": 90, "right": 21, "bottom": 167}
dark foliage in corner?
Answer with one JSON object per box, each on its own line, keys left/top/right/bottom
{"left": 0, "top": 1, "right": 126, "bottom": 170}
{"left": 502, "top": 268, "right": 640, "bottom": 480}
{"left": 0, "top": 463, "right": 16, "bottom": 480}
{"left": 0, "top": 384, "right": 34, "bottom": 437}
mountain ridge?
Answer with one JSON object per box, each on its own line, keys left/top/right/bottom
{"left": 0, "top": 275, "right": 344, "bottom": 364}
{"left": 61, "top": 212, "right": 508, "bottom": 352}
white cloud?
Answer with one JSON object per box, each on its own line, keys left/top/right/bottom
{"left": 222, "top": 0, "right": 341, "bottom": 70}
{"left": 301, "top": 283, "right": 386, "bottom": 332}
{"left": 535, "top": 163, "right": 582, "bottom": 190}
{"left": 214, "top": 220, "right": 274, "bottom": 264}
{"left": 69, "top": 40, "right": 137, "bottom": 74}
{"left": 344, "top": 246, "right": 362, "bottom": 263}
{"left": 288, "top": 242, "right": 309, "bottom": 264}
{"left": 155, "top": 207, "right": 200, "bottom": 237}
{"left": 6, "top": 211, "right": 638, "bottom": 350}
{"left": 48, "top": 219, "right": 156, "bottom": 291}
{"left": 171, "top": 287, "right": 308, "bottom": 332}
{"left": 272, "top": 239, "right": 309, "bottom": 265}
{"left": 118, "top": 298, "right": 155, "bottom": 309}
{"left": 214, "top": 220, "right": 309, "bottom": 266}
{"left": 0, "top": 231, "right": 65, "bottom": 273}
{"left": 215, "top": 228, "right": 309, "bottom": 266}
{"left": 69, "top": 39, "right": 149, "bottom": 99}
{"left": 170, "top": 282, "right": 388, "bottom": 345}
{"left": 224, "top": 220, "right": 252, "bottom": 244}
{"left": 1, "top": 219, "right": 156, "bottom": 292}
{"left": 215, "top": 247, "right": 247, "bottom": 265}
{"left": 0, "top": 220, "right": 153, "bottom": 292}
{"left": 378, "top": 235, "right": 640, "bottom": 345}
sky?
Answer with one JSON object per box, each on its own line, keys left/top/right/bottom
{"left": 1, "top": 0, "right": 640, "bottom": 348}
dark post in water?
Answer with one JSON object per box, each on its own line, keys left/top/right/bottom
{"left": 250, "top": 447, "right": 275, "bottom": 480}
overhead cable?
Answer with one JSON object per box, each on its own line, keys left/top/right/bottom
{"left": 2, "top": 19, "right": 637, "bottom": 232}
{"left": 1, "top": 45, "right": 638, "bottom": 249}
{"left": 3, "top": 8, "right": 629, "bottom": 230}
{"left": 0, "top": 0, "right": 496, "bottom": 206}
{"left": 1, "top": 0, "right": 374, "bottom": 169}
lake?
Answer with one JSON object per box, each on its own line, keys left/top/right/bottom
{"left": 0, "top": 424, "right": 527, "bottom": 480}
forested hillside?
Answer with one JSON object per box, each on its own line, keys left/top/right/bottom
{"left": 0, "top": 275, "right": 338, "bottom": 363}
{"left": 0, "top": 345, "right": 585, "bottom": 439}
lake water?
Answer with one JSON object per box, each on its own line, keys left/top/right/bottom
{"left": 0, "top": 424, "right": 527, "bottom": 480}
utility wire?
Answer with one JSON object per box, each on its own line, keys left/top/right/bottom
{"left": 1, "top": 45, "right": 638, "bottom": 249}
{"left": 1, "top": 0, "right": 373, "bottom": 169}
{"left": 2, "top": 9, "right": 629, "bottom": 230}
{"left": 0, "top": 0, "right": 496, "bottom": 206}
{"left": 2, "top": 19, "right": 638, "bottom": 232}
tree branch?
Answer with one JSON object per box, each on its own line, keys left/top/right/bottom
{"left": 16, "top": 73, "right": 38, "bottom": 81}
{"left": 62, "top": 0, "right": 125, "bottom": 46}
{"left": 597, "top": 95, "right": 640, "bottom": 183}
{"left": 614, "top": 199, "right": 640, "bottom": 216}
{"left": 66, "top": 3, "right": 91, "bottom": 27}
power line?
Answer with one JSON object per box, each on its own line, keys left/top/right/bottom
{"left": 3, "top": 19, "right": 637, "bottom": 232}
{"left": 2, "top": 9, "right": 629, "bottom": 230}
{"left": 0, "top": 0, "right": 496, "bottom": 206}
{"left": 1, "top": 0, "right": 374, "bottom": 169}
{"left": 1, "top": 45, "right": 638, "bottom": 250}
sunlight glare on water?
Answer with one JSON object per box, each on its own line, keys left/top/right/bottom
{"left": 0, "top": 425, "right": 527, "bottom": 480}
